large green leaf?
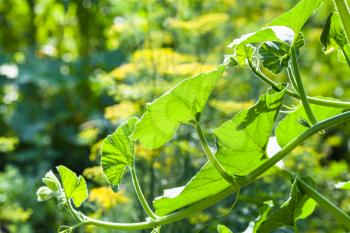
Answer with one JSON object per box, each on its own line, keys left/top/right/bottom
{"left": 267, "top": 0, "right": 323, "bottom": 38}
{"left": 321, "top": 12, "right": 350, "bottom": 65}
{"left": 131, "top": 66, "right": 225, "bottom": 149}
{"left": 153, "top": 86, "right": 287, "bottom": 215}
{"left": 57, "top": 165, "right": 88, "bottom": 207}
{"left": 256, "top": 178, "right": 316, "bottom": 233}
{"left": 276, "top": 101, "right": 343, "bottom": 147}
{"left": 101, "top": 117, "right": 138, "bottom": 187}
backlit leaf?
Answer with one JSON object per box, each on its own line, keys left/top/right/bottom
{"left": 57, "top": 165, "right": 88, "bottom": 207}
{"left": 101, "top": 117, "right": 138, "bottom": 188}
{"left": 153, "top": 86, "right": 287, "bottom": 215}
{"left": 267, "top": 0, "right": 323, "bottom": 39}
{"left": 132, "top": 66, "right": 225, "bottom": 149}
{"left": 335, "top": 181, "right": 350, "bottom": 190}
{"left": 321, "top": 12, "right": 350, "bottom": 65}
{"left": 276, "top": 100, "right": 343, "bottom": 147}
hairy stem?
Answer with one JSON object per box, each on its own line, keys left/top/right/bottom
{"left": 290, "top": 48, "right": 318, "bottom": 125}
{"left": 130, "top": 166, "right": 158, "bottom": 220}
{"left": 79, "top": 111, "right": 350, "bottom": 231}
{"left": 248, "top": 61, "right": 350, "bottom": 108}
{"left": 334, "top": 0, "right": 350, "bottom": 44}
{"left": 195, "top": 122, "right": 235, "bottom": 184}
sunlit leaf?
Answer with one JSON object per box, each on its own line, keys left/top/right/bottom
{"left": 57, "top": 165, "right": 88, "bottom": 207}
{"left": 276, "top": 100, "right": 343, "bottom": 147}
{"left": 153, "top": 86, "right": 287, "bottom": 215}
{"left": 256, "top": 178, "right": 317, "bottom": 233}
{"left": 217, "top": 224, "right": 233, "bottom": 233}
{"left": 267, "top": 0, "right": 323, "bottom": 38}
{"left": 335, "top": 181, "right": 350, "bottom": 190}
{"left": 228, "top": 26, "right": 295, "bottom": 49}
{"left": 132, "top": 66, "right": 225, "bottom": 149}
{"left": 101, "top": 117, "right": 138, "bottom": 188}
{"left": 321, "top": 12, "right": 350, "bottom": 65}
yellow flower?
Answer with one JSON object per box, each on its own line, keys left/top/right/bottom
{"left": 104, "top": 101, "right": 139, "bottom": 124}
{"left": 89, "top": 187, "right": 129, "bottom": 210}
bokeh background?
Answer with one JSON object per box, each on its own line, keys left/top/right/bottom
{"left": 1, "top": 0, "right": 350, "bottom": 232}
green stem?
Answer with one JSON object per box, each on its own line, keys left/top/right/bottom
{"left": 281, "top": 169, "right": 350, "bottom": 228}
{"left": 248, "top": 61, "right": 350, "bottom": 108}
{"left": 130, "top": 166, "right": 158, "bottom": 220}
{"left": 78, "top": 111, "right": 350, "bottom": 231}
{"left": 194, "top": 122, "right": 235, "bottom": 184}
{"left": 246, "top": 111, "right": 350, "bottom": 181}
{"left": 287, "top": 66, "right": 299, "bottom": 92}
{"left": 290, "top": 47, "right": 318, "bottom": 125}
{"left": 334, "top": 0, "right": 350, "bottom": 44}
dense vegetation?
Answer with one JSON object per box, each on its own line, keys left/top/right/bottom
{"left": 1, "top": 0, "right": 350, "bottom": 232}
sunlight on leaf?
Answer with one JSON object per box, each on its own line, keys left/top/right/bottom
{"left": 153, "top": 85, "right": 287, "bottom": 215}
{"left": 132, "top": 66, "right": 225, "bottom": 149}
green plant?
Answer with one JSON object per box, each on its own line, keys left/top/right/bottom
{"left": 36, "top": 0, "right": 350, "bottom": 232}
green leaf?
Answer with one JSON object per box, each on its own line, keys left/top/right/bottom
{"left": 224, "top": 45, "right": 255, "bottom": 67}
{"left": 101, "top": 117, "right": 138, "bottom": 188}
{"left": 42, "top": 170, "right": 60, "bottom": 192}
{"left": 252, "top": 201, "right": 274, "bottom": 232}
{"left": 132, "top": 66, "right": 225, "bottom": 149}
{"left": 321, "top": 12, "right": 350, "bottom": 65}
{"left": 267, "top": 0, "right": 323, "bottom": 38}
{"left": 153, "top": 86, "right": 287, "bottom": 216}
{"left": 256, "top": 178, "right": 316, "bottom": 233}
{"left": 36, "top": 186, "right": 55, "bottom": 202}
{"left": 228, "top": 26, "right": 295, "bottom": 49}
{"left": 217, "top": 224, "right": 233, "bottom": 233}
{"left": 321, "top": 12, "right": 349, "bottom": 53}
{"left": 258, "top": 33, "right": 304, "bottom": 74}
{"left": 57, "top": 165, "right": 88, "bottom": 207}
{"left": 335, "top": 181, "right": 350, "bottom": 190}
{"left": 276, "top": 100, "right": 343, "bottom": 147}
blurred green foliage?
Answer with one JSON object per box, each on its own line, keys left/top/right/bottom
{"left": 1, "top": 0, "right": 350, "bottom": 232}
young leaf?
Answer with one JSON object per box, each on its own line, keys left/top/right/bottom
{"left": 132, "top": 66, "right": 225, "bottom": 149}
{"left": 276, "top": 100, "right": 344, "bottom": 147}
{"left": 258, "top": 33, "right": 304, "bottom": 74}
{"left": 58, "top": 226, "right": 72, "bottom": 233}
{"left": 241, "top": 201, "right": 273, "bottom": 233}
{"left": 36, "top": 186, "right": 55, "bottom": 202}
{"left": 256, "top": 178, "right": 316, "bottom": 233}
{"left": 57, "top": 165, "right": 88, "bottom": 208}
{"left": 321, "top": 12, "right": 350, "bottom": 65}
{"left": 217, "top": 224, "right": 233, "bottom": 233}
{"left": 36, "top": 170, "right": 62, "bottom": 203}
{"left": 153, "top": 86, "right": 287, "bottom": 215}
{"left": 224, "top": 45, "right": 255, "bottom": 67}
{"left": 101, "top": 117, "right": 138, "bottom": 188}
{"left": 267, "top": 0, "right": 323, "bottom": 38}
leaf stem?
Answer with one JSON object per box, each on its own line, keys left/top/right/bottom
{"left": 281, "top": 169, "right": 350, "bottom": 228}
{"left": 78, "top": 111, "right": 350, "bottom": 231}
{"left": 341, "top": 46, "right": 350, "bottom": 67}
{"left": 248, "top": 60, "right": 350, "bottom": 108}
{"left": 334, "top": 0, "right": 350, "bottom": 44}
{"left": 130, "top": 166, "right": 158, "bottom": 220}
{"left": 194, "top": 121, "right": 235, "bottom": 185}
{"left": 290, "top": 47, "right": 318, "bottom": 125}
